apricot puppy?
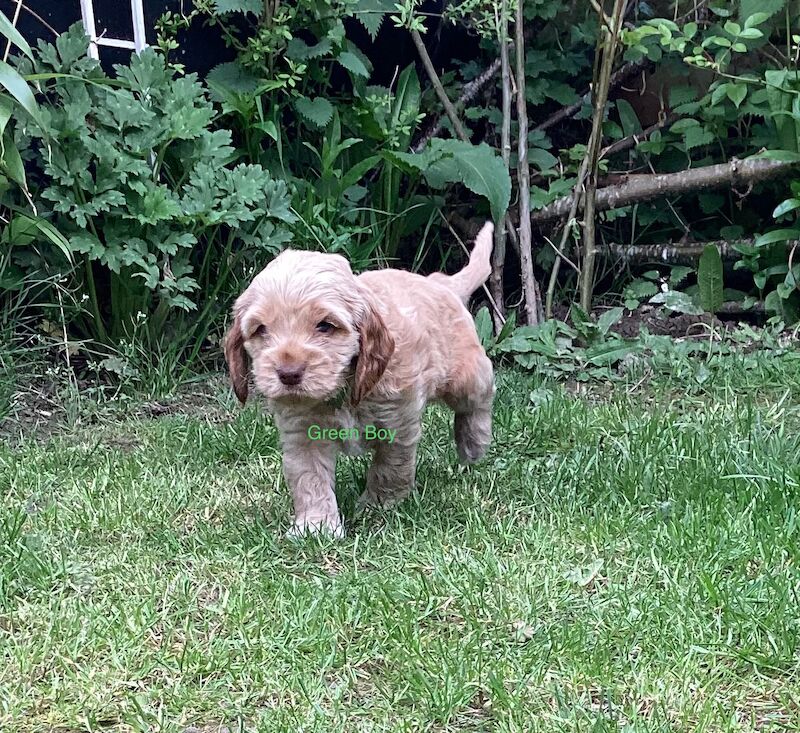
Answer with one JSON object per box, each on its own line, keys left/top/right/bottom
{"left": 225, "top": 222, "right": 496, "bottom": 537}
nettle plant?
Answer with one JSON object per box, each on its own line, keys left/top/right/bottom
{"left": 11, "top": 25, "right": 293, "bottom": 345}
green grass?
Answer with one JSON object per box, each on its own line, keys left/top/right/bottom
{"left": 2, "top": 359, "right": 800, "bottom": 732}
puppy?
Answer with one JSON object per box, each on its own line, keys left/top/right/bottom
{"left": 224, "top": 222, "right": 496, "bottom": 537}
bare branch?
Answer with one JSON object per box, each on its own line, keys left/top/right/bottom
{"left": 490, "top": 0, "right": 512, "bottom": 333}
{"left": 580, "top": 0, "right": 629, "bottom": 312}
{"left": 532, "top": 157, "right": 800, "bottom": 223}
{"left": 410, "top": 28, "right": 470, "bottom": 143}
{"left": 515, "top": 0, "right": 543, "bottom": 325}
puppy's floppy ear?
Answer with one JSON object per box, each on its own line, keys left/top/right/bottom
{"left": 352, "top": 297, "right": 395, "bottom": 405}
{"left": 224, "top": 312, "right": 249, "bottom": 405}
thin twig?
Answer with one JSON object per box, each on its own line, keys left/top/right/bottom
{"left": 489, "top": 0, "right": 512, "bottom": 333}
{"left": 410, "top": 28, "right": 469, "bottom": 142}
{"left": 599, "top": 112, "right": 678, "bottom": 159}
{"left": 412, "top": 57, "right": 501, "bottom": 152}
{"left": 3, "top": 0, "right": 23, "bottom": 63}
{"left": 14, "top": 3, "right": 59, "bottom": 38}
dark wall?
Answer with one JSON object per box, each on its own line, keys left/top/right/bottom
{"left": 2, "top": 1, "right": 478, "bottom": 84}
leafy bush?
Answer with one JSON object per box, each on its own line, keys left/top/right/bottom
{"left": 7, "top": 24, "right": 294, "bottom": 348}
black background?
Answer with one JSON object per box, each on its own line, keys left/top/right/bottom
{"left": 0, "top": 1, "right": 477, "bottom": 84}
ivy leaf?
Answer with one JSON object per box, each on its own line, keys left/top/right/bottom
{"left": 698, "top": 244, "right": 724, "bottom": 312}
{"left": 294, "top": 96, "right": 334, "bottom": 128}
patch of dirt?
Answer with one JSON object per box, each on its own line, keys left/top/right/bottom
{"left": 0, "top": 374, "right": 235, "bottom": 444}
{"left": 553, "top": 304, "right": 724, "bottom": 339}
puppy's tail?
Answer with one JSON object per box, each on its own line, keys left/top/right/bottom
{"left": 431, "top": 221, "right": 494, "bottom": 303}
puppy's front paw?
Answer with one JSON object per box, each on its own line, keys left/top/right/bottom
{"left": 286, "top": 515, "right": 345, "bottom": 540}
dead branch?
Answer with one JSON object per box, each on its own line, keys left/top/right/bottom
{"left": 600, "top": 112, "right": 679, "bottom": 159}
{"left": 410, "top": 28, "right": 470, "bottom": 143}
{"left": 532, "top": 157, "right": 800, "bottom": 223}
{"left": 535, "top": 57, "right": 650, "bottom": 132}
{"left": 412, "top": 58, "right": 501, "bottom": 153}
{"left": 601, "top": 239, "right": 798, "bottom": 264}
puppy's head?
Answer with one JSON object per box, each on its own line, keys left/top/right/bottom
{"left": 224, "top": 250, "right": 394, "bottom": 405}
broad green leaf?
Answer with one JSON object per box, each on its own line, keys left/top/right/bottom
{"left": 214, "top": 0, "right": 261, "bottom": 14}
{"left": 528, "top": 147, "right": 557, "bottom": 172}
{"left": 474, "top": 306, "right": 493, "bottom": 348}
{"left": 738, "top": 28, "right": 763, "bottom": 39}
{"left": 597, "top": 307, "right": 624, "bottom": 335}
{"left": 698, "top": 244, "right": 724, "bottom": 312}
{"left": 286, "top": 37, "right": 333, "bottom": 61}
{"left": 0, "top": 60, "right": 45, "bottom": 130}
{"left": 353, "top": 0, "right": 395, "bottom": 39}
{"left": 739, "top": 0, "right": 784, "bottom": 22}
{"left": 666, "top": 266, "right": 693, "bottom": 288}
{"left": 585, "top": 339, "right": 640, "bottom": 366}
{"left": 755, "top": 228, "right": 800, "bottom": 246}
{"left": 5, "top": 205, "right": 72, "bottom": 261}
{"left": 294, "top": 96, "right": 334, "bottom": 128}
{"left": 338, "top": 50, "right": 370, "bottom": 78}
{"left": 649, "top": 290, "right": 704, "bottom": 315}
{"left": 0, "top": 94, "right": 11, "bottom": 137}
{"left": 0, "top": 9, "right": 33, "bottom": 60}
{"left": 726, "top": 83, "right": 747, "bottom": 108}
{"left": 752, "top": 149, "right": 800, "bottom": 162}
{"left": 683, "top": 124, "right": 715, "bottom": 150}
{"left": 423, "top": 139, "right": 511, "bottom": 223}
{"left": 0, "top": 129, "right": 25, "bottom": 188}
{"left": 773, "top": 198, "right": 800, "bottom": 218}
{"left": 616, "top": 99, "right": 641, "bottom": 137}
{"left": 744, "top": 12, "right": 771, "bottom": 28}
{"left": 339, "top": 154, "right": 381, "bottom": 190}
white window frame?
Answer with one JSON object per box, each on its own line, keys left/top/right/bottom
{"left": 79, "top": 0, "right": 148, "bottom": 59}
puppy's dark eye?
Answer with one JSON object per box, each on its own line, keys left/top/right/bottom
{"left": 316, "top": 321, "right": 335, "bottom": 334}
{"left": 254, "top": 324, "right": 268, "bottom": 337}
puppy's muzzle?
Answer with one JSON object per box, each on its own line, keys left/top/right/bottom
{"left": 276, "top": 364, "right": 306, "bottom": 386}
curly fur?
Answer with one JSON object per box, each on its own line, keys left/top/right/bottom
{"left": 225, "top": 221, "right": 496, "bottom": 537}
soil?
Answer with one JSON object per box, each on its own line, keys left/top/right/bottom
{"left": 553, "top": 304, "right": 727, "bottom": 340}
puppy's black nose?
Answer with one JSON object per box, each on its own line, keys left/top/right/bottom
{"left": 277, "top": 365, "right": 305, "bottom": 386}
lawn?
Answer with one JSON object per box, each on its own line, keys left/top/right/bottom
{"left": 2, "top": 356, "right": 800, "bottom": 732}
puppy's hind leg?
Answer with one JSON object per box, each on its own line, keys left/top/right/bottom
{"left": 447, "top": 352, "right": 495, "bottom": 465}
